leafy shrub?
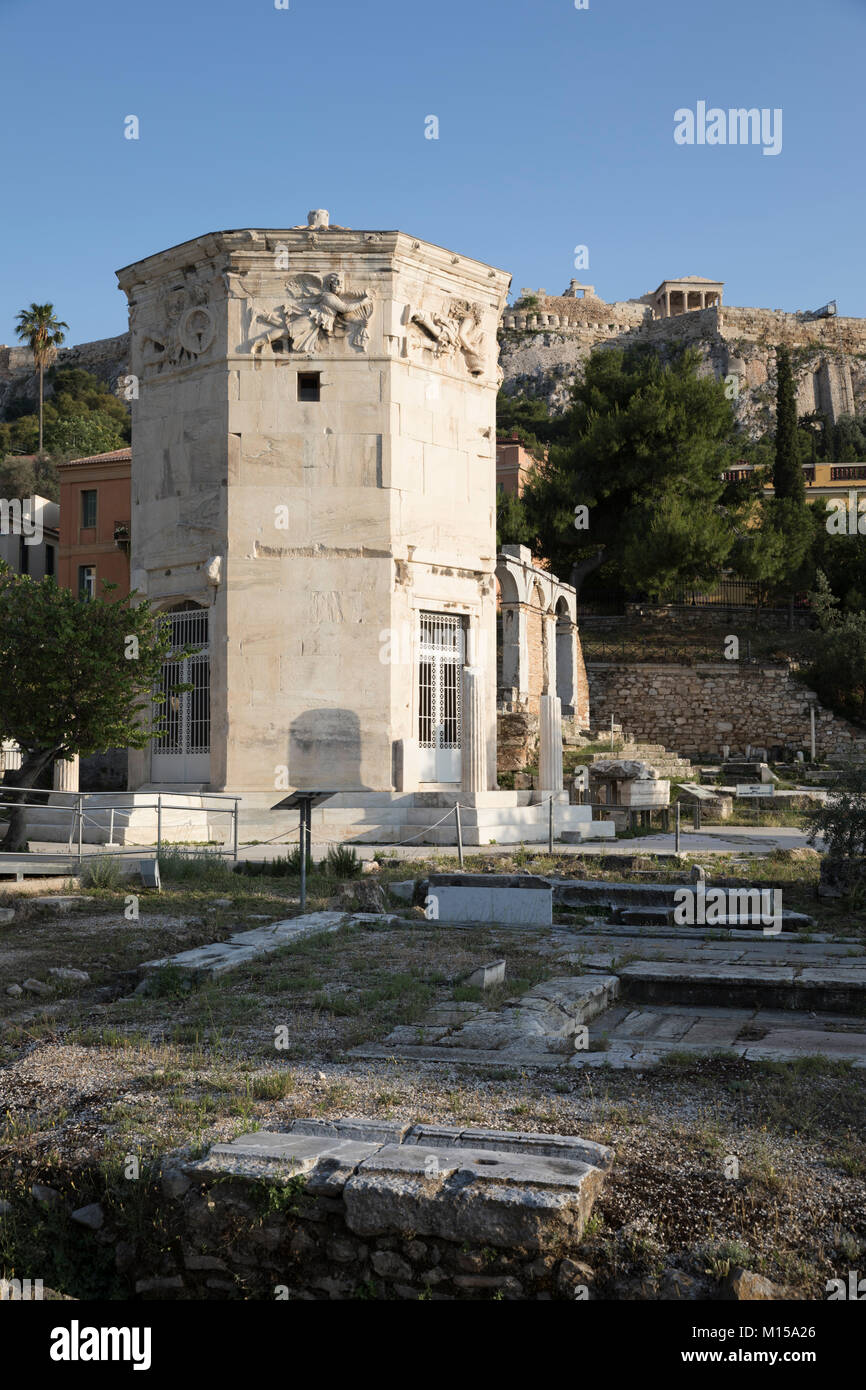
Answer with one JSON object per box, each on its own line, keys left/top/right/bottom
{"left": 158, "top": 846, "right": 235, "bottom": 885}
{"left": 805, "top": 768, "right": 866, "bottom": 861}
{"left": 80, "top": 854, "right": 124, "bottom": 890}
{"left": 233, "top": 849, "right": 313, "bottom": 878}
{"left": 325, "top": 844, "right": 362, "bottom": 878}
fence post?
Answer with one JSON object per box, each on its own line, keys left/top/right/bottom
{"left": 675, "top": 800, "right": 681, "bottom": 854}
{"left": 299, "top": 804, "right": 307, "bottom": 911}
{"left": 157, "top": 795, "right": 162, "bottom": 860}
{"left": 548, "top": 796, "right": 554, "bottom": 854}
{"left": 77, "top": 793, "right": 83, "bottom": 867}
{"left": 455, "top": 803, "right": 464, "bottom": 869}
{"left": 233, "top": 799, "right": 239, "bottom": 864}
{"left": 694, "top": 800, "right": 701, "bottom": 831}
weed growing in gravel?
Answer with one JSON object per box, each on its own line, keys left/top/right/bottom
{"left": 159, "top": 846, "right": 236, "bottom": 885}
{"left": 247, "top": 1071, "right": 295, "bottom": 1101}
{"left": 702, "top": 1238, "right": 753, "bottom": 1281}
{"left": 80, "top": 855, "right": 124, "bottom": 890}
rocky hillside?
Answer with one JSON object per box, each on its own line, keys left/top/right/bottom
{"left": 499, "top": 297, "right": 866, "bottom": 438}
{"left": 0, "top": 333, "right": 130, "bottom": 418}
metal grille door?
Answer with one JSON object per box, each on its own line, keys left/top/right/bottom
{"left": 151, "top": 607, "right": 211, "bottom": 783}
{"left": 418, "top": 612, "right": 463, "bottom": 783}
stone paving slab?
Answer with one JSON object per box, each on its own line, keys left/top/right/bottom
{"left": 403, "top": 1125, "right": 614, "bottom": 1172}
{"left": 187, "top": 1132, "right": 383, "bottom": 1185}
{"left": 571, "top": 1041, "right": 750, "bottom": 1069}
{"left": 140, "top": 910, "right": 403, "bottom": 978}
{"left": 290, "top": 1117, "right": 412, "bottom": 1145}
{"left": 377, "top": 974, "right": 619, "bottom": 1061}
{"left": 556, "top": 923, "right": 836, "bottom": 944}
{"left": 743, "top": 1028, "right": 866, "bottom": 1060}
{"left": 356, "top": 1142, "right": 597, "bottom": 1191}
{"left": 348, "top": 1043, "right": 568, "bottom": 1068}
{"left": 575, "top": 1000, "right": 866, "bottom": 1068}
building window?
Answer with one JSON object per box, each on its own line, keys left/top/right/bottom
{"left": 81, "top": 489, "right": 97, "bottom": 528}
{"left": 297, "top": 371, "right": 321, "bottom": 402}
{"left": 18, "top": 535, "right": 29, "bottom": 574}
{"left": 78, "top": 565, "right": 96, "bottom": 600}
{"left": 44, "top": 545, "right": 55, "bottom": 577}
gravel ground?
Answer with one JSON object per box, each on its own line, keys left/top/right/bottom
{"left": 1, "top": 884, "right": 864, "bottom": 1299}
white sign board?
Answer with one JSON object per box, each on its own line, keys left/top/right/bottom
{"left": 736, "top": 783, "right": 772, "bottom": 797}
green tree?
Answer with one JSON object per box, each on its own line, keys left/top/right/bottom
{"left": 0, "top": 452, "right": 58, "bottom": 502}
{"left": 0, "top": 367, "right": 130, "bottom": 493}
{"left": 773, "top": 346, "right": 805, "bottom": 503}
{"left": 45, "top": 409, "right": 129, "bottom": 457}
{"left": 521, "top": 345, "right": 737, "bottom": 596}
{"left": 802, "top": 569, "right": 866, "bottom": 721}
{"left": 829, "top": 414, "right": 866, "bottom": 463}
{"left": 14, "top": 303, "right": 68, "bottom": 454}
{"left": 496, "top": 388, "right": 567, "bottom": 458}
{"left": 732, "top": 495, "right": 817, "bottom": 593}
{"left": 805, "top": 767, "right": 866, "bottom": 864}
{"left": 0, "top": 572, "right": 173, "bottom": 850}
{"left": 496, "top": 487, "right": 533, "bottom": 550}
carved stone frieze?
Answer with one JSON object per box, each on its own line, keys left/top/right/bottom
{"left": 410, "top": 297, "right": 487, "bottom": 376}
{"left": 139, "top": 284, "right": 215, "bottom": 372}
{"left": 243, "top": 272, "right": 373, "bottom": 356}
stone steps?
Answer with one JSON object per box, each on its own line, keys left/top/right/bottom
{"left": 22, "top": 787, "right": 616, "bottom": 850}
{"left": 618, "top": 960, "right": 866, "bottom": 1014}
{"left": 587, "top": 739, "right": 698, "bottom": 782}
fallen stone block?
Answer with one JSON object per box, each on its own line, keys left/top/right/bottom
{"left": 47, "top": 967, "right": 90, "bottom": 985}
{"left": 464, "top": 959, "right": 506, "bottom": 989}
{"left": 30, "top": 897, "right": 90, "bottom": 913}
{"left": 343, "top": 1144, "right": 605, "bottom": 1251}
{"left": 724, "top": 1267, "right": 788, "bottom": 1300}
{"left": 70, "top": 1203, "right": 104, "bottom": 1230}
{"left": 426, "top": 874, "right": 552, "bottom": 926}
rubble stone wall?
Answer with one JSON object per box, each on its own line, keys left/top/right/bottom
{"left": 586, "top": 661, "right": 866, "bottom": 759}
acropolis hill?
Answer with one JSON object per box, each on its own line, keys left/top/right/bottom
{"left": 499, "top": 277, "right": 866, "bottom": 435}
{"left": 2, "top": 273, "right": 865, "bottom": 439}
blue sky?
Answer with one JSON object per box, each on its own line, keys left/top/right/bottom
{"left": 1, "top": 0, "right": 863, "bottom": 346}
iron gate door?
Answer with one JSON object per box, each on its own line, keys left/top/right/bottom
{"left": 151, "top": 606, "right": 211, "bottom": 783}
{"left": 418, "top": 611, "right": 463, "bottom": 783}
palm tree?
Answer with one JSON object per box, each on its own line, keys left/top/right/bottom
{"left": 14, "top": 303, "right": 68, "bottom": 454}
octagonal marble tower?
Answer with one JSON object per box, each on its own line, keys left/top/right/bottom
{"left": 117, "top": 212, "right": 510, "bottom": 794}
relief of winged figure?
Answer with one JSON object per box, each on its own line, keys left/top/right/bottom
{"left": 410, "top": 299, "right": 486, "bottom": 376}
{"left": 246, "top": 272, "right": 373, "bottom": 356}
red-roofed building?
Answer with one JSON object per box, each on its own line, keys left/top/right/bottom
{"left": 57, "top": 447, "right": 131, "bottom": 599}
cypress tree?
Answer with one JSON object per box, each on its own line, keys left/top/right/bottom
{"left": 773, "top": 345, "right": 805, "bottom": 502}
